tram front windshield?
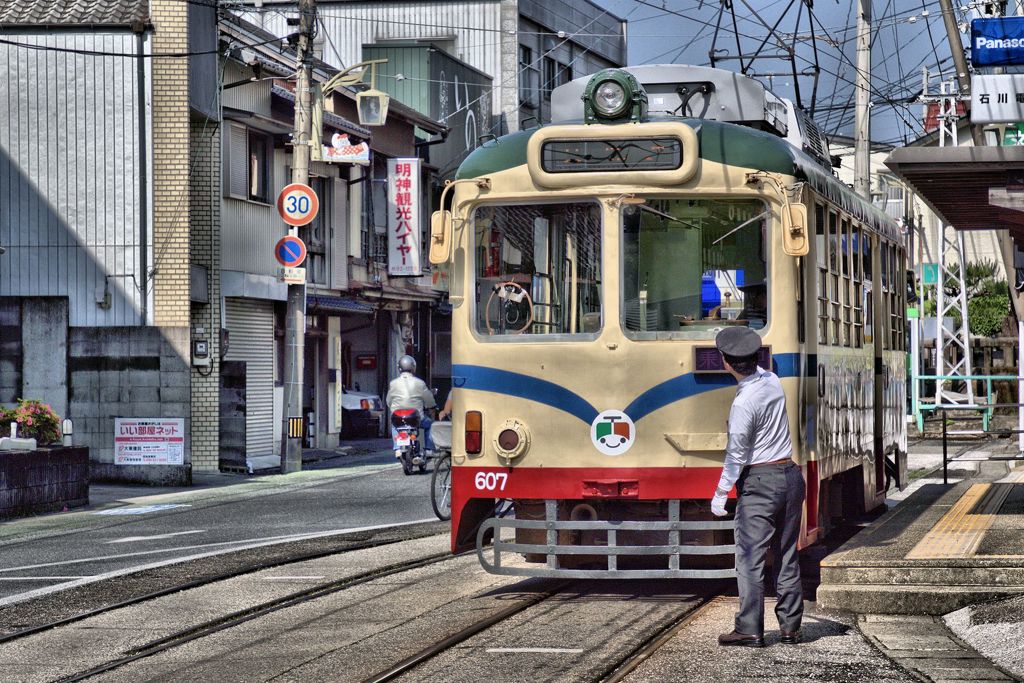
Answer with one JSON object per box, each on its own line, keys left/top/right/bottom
{"left": 622, "top": 198, "right": 769, "bottom": 340}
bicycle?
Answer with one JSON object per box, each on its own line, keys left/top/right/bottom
{"left": 429, "top": 420, "right": 453, "bottom": 521}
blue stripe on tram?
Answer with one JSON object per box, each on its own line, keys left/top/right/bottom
{"left": 452, "top": 352, "right": 800, "bottom": 426}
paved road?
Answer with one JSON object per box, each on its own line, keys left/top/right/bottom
{"left": 0, "top": 444, "right": 438, "bottom": 604}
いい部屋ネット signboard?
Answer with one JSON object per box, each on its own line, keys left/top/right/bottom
{"left": 114, "top": 418, "right": 185, "bottom": 465}
{"left": 277, "top": 183, "right": 319, "bottom": 227}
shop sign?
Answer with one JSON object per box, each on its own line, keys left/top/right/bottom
{"left": 972, "top": 17, "right": 1024, "bottom": 67}
{"left": 970, "top": 74, "right": 1024, "bottom": 124}
{"left": 1003, "top": 123, "right": 1024, "bottom": 146}
{"left": 322, "top": 133, "right": 370, "bottom": 166}
{"left": 387, "top": 158, "right": 422, "bottom": 276}
{"left": 114, "top": 418, "right": 185, "bottom": 466}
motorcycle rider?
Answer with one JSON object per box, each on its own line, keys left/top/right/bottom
{"left": 385, "top": 355, "right": 437, "bottom": 462}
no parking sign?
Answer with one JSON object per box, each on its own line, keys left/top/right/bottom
{"left": 277, "top": 183, "right": 319, "bottom": 227}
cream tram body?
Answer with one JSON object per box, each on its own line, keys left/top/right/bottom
{"left": 430, "top": 67, "right": 907, "bottom": 577}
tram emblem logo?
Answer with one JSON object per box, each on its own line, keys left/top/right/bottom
{"left": 590, "top": 410, "right": 636, "bottom": 456}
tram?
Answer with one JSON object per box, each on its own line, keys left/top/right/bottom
{"left": 428, "top": 65, "right": 907, "bottom": 578}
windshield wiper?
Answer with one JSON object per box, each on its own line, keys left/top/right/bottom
{"left": 712, "top": 210, "right": 770, "bottom": 246}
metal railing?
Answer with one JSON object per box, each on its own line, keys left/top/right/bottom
{"left": 915, "top": 373, "right": 1019, "bottom": 433}
{"left": 938, "top": 403, "right": 1024, "bottom": 484}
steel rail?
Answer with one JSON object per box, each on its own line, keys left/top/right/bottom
{"left": 55, "top": 551, "right": 461, "bottom": 683}
{"left": 596, "top": 595, "right": 721, "bottom": 683}
{"left": 361, "top": 580, "right": 571, "bottom": 683}
{"left": 0, "top": 523, "right": 444, "bottom": 646}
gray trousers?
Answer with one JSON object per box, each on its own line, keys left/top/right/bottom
{"left": 734, "top": 461, "right": 806, "bottom": 636}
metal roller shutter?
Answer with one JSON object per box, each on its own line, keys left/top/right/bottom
{"left": 225, "top": 298, "right": 275, "bottom": 456}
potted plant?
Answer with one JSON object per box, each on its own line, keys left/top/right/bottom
{"left": 1, "top": 399, "right": 61, "bottom": 444}
{"left": 0, "top": 399, "right": 88, "bottom": 518}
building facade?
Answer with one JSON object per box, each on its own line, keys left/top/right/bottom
{"left": 0, "top": 0, "right": 207, "bottom": 484}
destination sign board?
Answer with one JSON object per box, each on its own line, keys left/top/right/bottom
{"left": 540, "top": 137, "right": 683, "bottom": 173}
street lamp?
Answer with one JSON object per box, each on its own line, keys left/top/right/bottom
{"left": 312, "top": 60, "right": 389, "bottom": 160}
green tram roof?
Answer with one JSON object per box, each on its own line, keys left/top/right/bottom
{"left": 456, "top": 118, "right": 901, "bottom": 242}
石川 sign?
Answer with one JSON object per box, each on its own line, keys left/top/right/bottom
{"left": 972, "top": 17, "right": 1024, "bottom": 67}
{"left": 970, "top": 74, "right": 1024, "bottom": 124}
{"left": 114, "top": 418, "right": 185, "bottom": 465}
{"left": 387, "top": 158, "right": 422, "bottom": 276}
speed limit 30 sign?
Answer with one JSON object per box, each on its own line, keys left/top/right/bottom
{"left": 277, "top": 183, "right": 319, "bottom": 227}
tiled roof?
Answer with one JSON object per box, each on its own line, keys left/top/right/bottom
{"left": 0, "top": 0, "right": 149, "bottom": 27}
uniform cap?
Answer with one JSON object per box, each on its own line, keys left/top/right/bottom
{"left": 715, "top": 326, "right": 761, "bottom": 357}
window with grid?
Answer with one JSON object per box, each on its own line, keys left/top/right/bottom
{"left": 519, "top": 45, "right": 539, "bottom": 108}
{"left": 474, "top": 202, "right": 602, "bottom": 337}
{"left": 828, "top": 210, "right": 841, "bottom": 346}
{"left": 890, "top": 246, "right": 904, "bottom": 350}
{"left": 880, "top": 241, "right": 891, "bottom": 351}
{"left": 815, "top": 204, "right": 829, "bottom": 345}
{"left": 852, "top": 225, "right": 864, "bottom": 348}
{"left": 840, "top": 217, "right": 853, "bottom": 347}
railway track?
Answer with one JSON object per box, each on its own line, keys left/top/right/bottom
{"left": 0, "top": 520, "right": 446, "bottom": 645}
{"left": 55, "top": 550, "right": 462, "bottom": 683}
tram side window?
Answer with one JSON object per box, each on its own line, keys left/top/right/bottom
{"left": 840, "top": 217, "right": 852, "bottom": 347}
{"left": 852, "top": 225, "right": 864, "bottom": 348}
{"left": 880, "top": 241, "right": 891, "bottom": 351}
{"left": 621, "top": 197, "right": 768, "bottom": 339}
{"left": 815, "top": 205, "right": 828, "bottom": 345}
{"left": 890, "top": 246, "right": 903, "bottom": 350}
{"left": 473, "top": 202, "right": 602, "bottom": 337}
{"left": 828, "top": 210, "right": 841, "bottom": 346}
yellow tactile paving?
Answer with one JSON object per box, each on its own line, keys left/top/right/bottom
{"left": 906, "top": 483, "right": 1014, "bottom": 560}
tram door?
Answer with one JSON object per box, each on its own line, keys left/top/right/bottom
{"left": 870, "top": 234, "right": 886, "bottom": 496}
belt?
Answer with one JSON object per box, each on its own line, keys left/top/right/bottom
{"left": 746, "top": 457, "right": 792, "bottom": 468}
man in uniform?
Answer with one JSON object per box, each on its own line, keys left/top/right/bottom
{"left": 711, "top": 327, "right": 805, "bottom": 648}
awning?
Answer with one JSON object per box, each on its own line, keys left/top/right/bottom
{"left": 307, "top": 295, "right": 375, "bottom": 315}
{"left": 884, "top": 145, "right": 1024, "bottom": 242}
{"left": 349, "top": 280, "right": 441, "bottom": 302}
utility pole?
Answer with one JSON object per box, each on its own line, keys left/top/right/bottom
{"left": 938, "top": 0, "right": 985, "bottom": 145}
{"left": 854, "top": 0, "right": 871, "bottom": 199}
{"left": 281, "top": 0, "right": 316, "bottom": 472}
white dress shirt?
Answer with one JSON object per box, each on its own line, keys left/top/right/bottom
{"left": 386, "top": 372, "right": 437, "bottom": 414}
{"left": 715, "top": 366, "right": 793, "bottom": 496}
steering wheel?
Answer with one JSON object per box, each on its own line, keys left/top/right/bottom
{"left": 485, "top": 281, "right": 534, "bottom": 335}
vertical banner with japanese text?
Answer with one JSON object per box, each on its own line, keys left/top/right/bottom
{"left": 387, "top": 158, "right": 422, "bottom": 276}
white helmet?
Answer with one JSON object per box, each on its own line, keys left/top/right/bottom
{"left": 398, "top": 355, "right": 417, "bottom": 373}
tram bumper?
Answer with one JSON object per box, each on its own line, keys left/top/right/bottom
{"left": 476, "top": 499, "right": 736, "bottom": 580}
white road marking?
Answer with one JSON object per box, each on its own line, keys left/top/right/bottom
{"left": 0, "top": 518, "right": 436, "bottom": 574}
{"left": 260, "top": 576, "right": 326, "bottom": 581}
{"left": 486, "top": 648, "right": 585, "bottom": 654}
{"left": 107, "top": 530, "right": 207, "bottom": 544}
{"left": 0, "top": 576, "right": 90, "bottom": 581}
{"left": 95, "top": 504, "right": 192, "bottom": 516}
{"left": 0, "top": 518, "right": 438, "bottom": 607}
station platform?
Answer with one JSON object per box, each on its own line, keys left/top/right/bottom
{"left": 818, "top": 466, "right": 1024, "bottom": 615}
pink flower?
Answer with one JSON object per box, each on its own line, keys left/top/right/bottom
{"left": 26, "top": 417, "right": 33, "bottom": 426}
{"left": 16, "top": 417, "right": 22, "bottom": 423}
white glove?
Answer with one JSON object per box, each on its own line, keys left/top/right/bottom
{"left": 711, "top": 491, "right": 729, "bottom": 517}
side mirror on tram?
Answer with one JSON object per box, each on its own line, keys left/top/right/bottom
{"left": 429, "top": 210, "right": 453, "bottom": 264}
{"left": 782, "top": 202, "right": 809, "bottom": 257}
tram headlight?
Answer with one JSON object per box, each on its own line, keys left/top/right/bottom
{"left": 594, "top": 81, "right": 627, "bottom": 117}
{"left": 583, "top": 69, "right": 648, "bottom": 124}
{"left": 494, "top": 419, "right": 530, "bottom": 463}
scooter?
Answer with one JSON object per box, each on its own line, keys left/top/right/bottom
{"left": 391, "top": 408, "right": 427, "bottom": 475}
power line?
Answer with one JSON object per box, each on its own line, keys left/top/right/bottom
{"left": 0, "top": 31, "right": 294, "bottom": 58}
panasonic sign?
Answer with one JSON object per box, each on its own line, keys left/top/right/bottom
{"left": 973, "top": 17, "right": 1024, "bottom": 67}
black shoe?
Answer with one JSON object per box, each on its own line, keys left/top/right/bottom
{"left": 718, "top": 630, "right": 765, "bottom": 648}
{"left": 780, "top": 630, "right": 801, "bottom": 644}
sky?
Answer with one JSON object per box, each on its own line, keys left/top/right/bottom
{"left": 591, "top": 0, "right": 962, "bottom": 147}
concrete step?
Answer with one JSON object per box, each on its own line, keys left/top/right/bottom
{"left": 821, "top": 564, "right": 1024, "bottom": 587}
{"left": 817, "top": 582, "right": 1024, "bottom": 615}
